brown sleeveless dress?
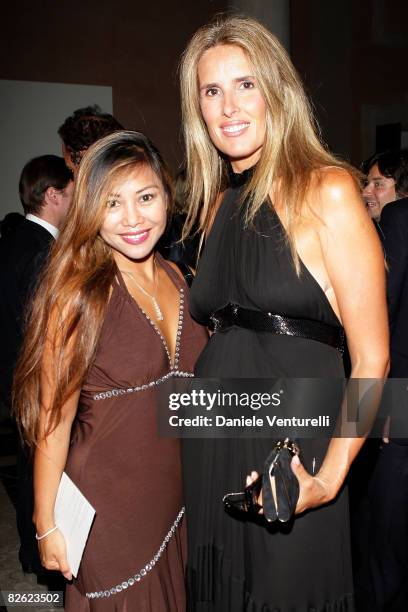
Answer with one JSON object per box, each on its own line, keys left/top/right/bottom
{"left": 64, "top": 255, "right": 208, "bottom": 611}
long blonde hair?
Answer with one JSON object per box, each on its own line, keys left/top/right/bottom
{"left": 13, "top": 131, "right": 173, "bottom": 446}
{"left": 180, "top": 14, "right": 357, "bottom": 263}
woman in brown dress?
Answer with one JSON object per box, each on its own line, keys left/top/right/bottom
{"left": 14, "top": 131, "right": 207, "bottom": 610}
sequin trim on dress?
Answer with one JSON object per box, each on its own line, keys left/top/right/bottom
{"left": 92, "top": 369, "right": 193, "bottom": 401}
{"left": 137, "top": 287, "right": 184, "bottom": 370}
{"left": 85, "top": 507, "right": 185, "bottom": 599}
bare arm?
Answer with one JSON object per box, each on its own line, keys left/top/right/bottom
{"left": 33, "top": 334, "right": 80, "bottom": 579}
{"left": 293, "top": 169, "right": 389, "bottom": 511}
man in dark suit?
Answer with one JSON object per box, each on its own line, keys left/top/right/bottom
{"left": 356, "top": 150, "right": 408, "bottom": 611}
{"left": 381, "top": 195, "right": 408, "bottom": 377}
{"left": 0, "top": 155, "right": 73, "bottom": 575}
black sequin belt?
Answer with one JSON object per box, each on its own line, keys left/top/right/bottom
{"left": 209, "top": 303, "right": 344, "bottom": 353}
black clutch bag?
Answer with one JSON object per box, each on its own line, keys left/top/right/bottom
{"left": 223, "top": 438, "right": 300, "bottom": 523}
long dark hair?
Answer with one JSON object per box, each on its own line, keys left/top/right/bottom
{"left": 14, "top": 131, "right": 173, "bottom": 446}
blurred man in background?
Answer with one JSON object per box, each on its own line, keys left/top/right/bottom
{"left": 0, "top": 155, "right": 73, "bottom": 576}
{"left": 356, "top": 149, "right": 408, "bottom": 612}
{"left": 58, "top": 104, "right": 124, "bottom": 176}
{"left": 362, "top": 150, "right": 408, "bottom": 223}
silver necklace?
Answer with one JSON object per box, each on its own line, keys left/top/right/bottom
{"left": 120, "top": 260, "right": 164, "bottom": 321}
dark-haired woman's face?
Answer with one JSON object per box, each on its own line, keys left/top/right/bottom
{"left": 197, "top": 44, "right": 266, "bottom": 173}
{"left": 99, "top": 165, "right": 167, "bottom": 264}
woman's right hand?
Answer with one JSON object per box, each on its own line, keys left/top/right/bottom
{"left": 37, "top": 528, "right": 72, "bottom": 580}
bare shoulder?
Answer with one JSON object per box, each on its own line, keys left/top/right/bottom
{"left": 308, "top": 166, "right": 364, "bottom": 225}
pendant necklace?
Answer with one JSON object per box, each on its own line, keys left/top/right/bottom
{"left": 120, "top": 259, "right": 164, "bottom": 321}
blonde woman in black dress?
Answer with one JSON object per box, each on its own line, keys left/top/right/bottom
{"left": 180, "top": 15, "right": 389, "bottom": 611}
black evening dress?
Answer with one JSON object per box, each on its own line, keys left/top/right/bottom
{"left": 183, "top": 171, "right": 354, "bottom": 611}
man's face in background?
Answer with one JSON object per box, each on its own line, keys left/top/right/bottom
{"left": 362, "top": 163, "right": 397, "bottom": 221}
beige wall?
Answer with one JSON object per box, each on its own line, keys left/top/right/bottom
{"left": 0, "top": 80, "right": 113, "bottom": 216}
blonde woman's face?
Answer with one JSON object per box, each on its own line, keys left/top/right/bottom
{"left": 99, "top": 165, "right": 167, "bottom": 263}
{"left": 197, "top": 44, "right": 266, "bottom": 173}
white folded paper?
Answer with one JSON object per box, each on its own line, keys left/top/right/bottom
{"left": 54, "top": 472, "right": 96, "bottom": 578}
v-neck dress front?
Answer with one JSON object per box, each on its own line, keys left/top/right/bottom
{"left": 64, "top": 255, "right": 208, "bottom": 611}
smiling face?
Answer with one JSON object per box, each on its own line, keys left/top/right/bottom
{"left": 362, "top": 163, "right": 397, "bottom": 221}
{"left": 197, "top": 44, "right": 267, "bottom": 173}
{"left": 99, "top": 164, "right": 167, "bottom": 265}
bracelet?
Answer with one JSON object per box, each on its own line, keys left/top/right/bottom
{"left": 35, "top": 525, "right": 58, "bottom": 541}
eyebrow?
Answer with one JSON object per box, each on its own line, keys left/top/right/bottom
{"left": 135, "top": 183, "right": 159, "bottom": 194}
{"left": 107, "top": 184, "right": 159, "bottom": 197}
{"left": 199, "top": 75, "right": 256, "bottom": 91}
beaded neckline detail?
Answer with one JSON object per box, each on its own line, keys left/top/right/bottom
{"left": 92, "top": 370, "right": 193, "bottom": 401}
{"left": 138, "top": 287, "right": 184, "bottom": 370}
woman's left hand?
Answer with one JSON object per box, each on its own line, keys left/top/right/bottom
{"left": 290, "top": 455, "right": 333, "bottom": 514}
{"left": 246, "top": 455, "right": 334, "bottom": 516}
